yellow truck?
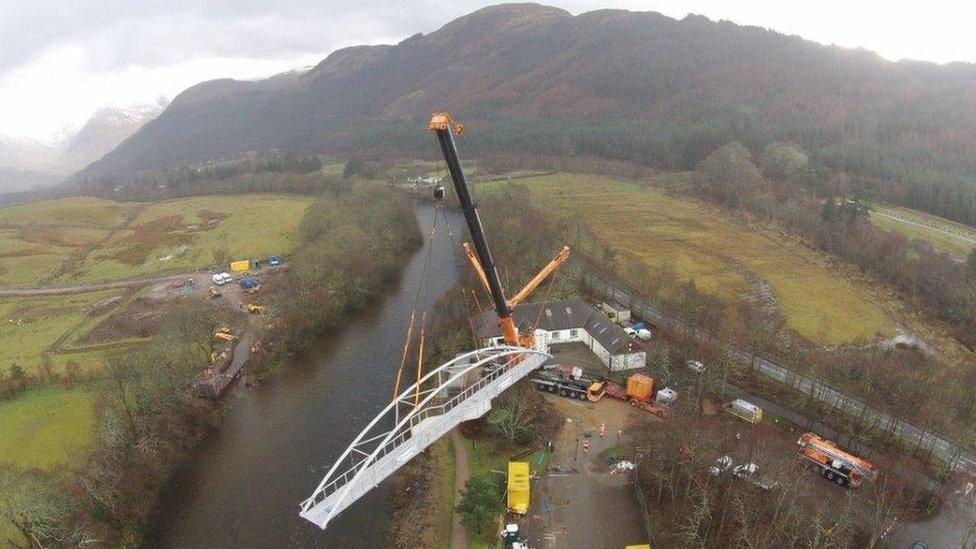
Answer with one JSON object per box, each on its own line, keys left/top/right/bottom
{"left": 506, "top": 461, "right": 530, "bottom": 515}
{"left": 230, "top": 260, "right": 251, "bottom": 273}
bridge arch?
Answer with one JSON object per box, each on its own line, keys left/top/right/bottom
{"left": 299, "top": 345, "right": 550, "bottom": 529}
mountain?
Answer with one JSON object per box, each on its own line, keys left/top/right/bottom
{"left": 82, "top": 3, "right": 976, "bottom": 225}
{"left": 54, "top": 102, "right": 166, "bottom": 174}
{"left": 0, "top": 101, "right": 163, "bottom": 193}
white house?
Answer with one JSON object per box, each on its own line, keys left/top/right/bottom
{"left": 471, "top": 299, "right": 646, "bottom": 371}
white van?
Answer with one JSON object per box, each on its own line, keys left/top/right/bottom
{"left": 212, "top": 272, "right": 233, "bottom": 286}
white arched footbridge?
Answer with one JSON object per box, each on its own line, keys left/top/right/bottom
{"left": 299, "top": 345, "right": 550, "bottom": 530}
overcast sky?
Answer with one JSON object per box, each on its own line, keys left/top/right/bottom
{"left": 2, "top": 0, "right": 974, "bottom": 142}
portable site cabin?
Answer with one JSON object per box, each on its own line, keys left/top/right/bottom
{"left": 724, "top": 399, "right": 763, "bottom": 424}
{"left": 507, "top": 461, "right": 530, "bottom": 515}
{"left": 599, "top": 302, "right": 631, "bottom": 325}
{"left": 230, "top": 260, "right": 251, "bottom": 273}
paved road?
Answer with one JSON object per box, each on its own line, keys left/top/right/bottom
{"left": 0, "top": 272, "right": 199, "bottom": 297}
{"left": 583, "top": 270, "right": 976, "bottom": 471}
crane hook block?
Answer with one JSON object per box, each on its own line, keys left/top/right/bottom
{"left": 428, "top": 112, "right": 463, "bottom": 135}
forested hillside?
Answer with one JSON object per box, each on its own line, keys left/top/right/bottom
{"left": 81, "top": 3, "right": 976, "bottom": 226}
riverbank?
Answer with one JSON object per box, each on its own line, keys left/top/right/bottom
{"left": 145, "top": 200, "right": 459, "bottom": 547}
{"left": 0, "top": 185, "right": 422, "bottom": 548}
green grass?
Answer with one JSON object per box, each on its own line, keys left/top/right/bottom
{"left": 0, "top": 290, "right": 123, "bottom": 375}
{"left": 431, "top": 438, "right": 456, "bottom": 547}
{"left": 484, "top": 173, "right": 900, "bottom": 346}
{"left": 870, "top": 204, "right": 976, "bottom": 259}
{"left": 64, "top": 194, "right": 312, "bottom": 283}
{"left": 0, "top": 194, "right": 312, "bottom": 287}
{"left": 0, "top": 386, "right": 96, "bottom": 471}
{"left": 0, "top": 196, "right": 134, "bottom": 229}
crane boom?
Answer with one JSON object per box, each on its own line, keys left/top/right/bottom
{"left": 429, "top": 113, "right": 519, "bottom": 346}
{"left": 428, "top": 112, "right": 570, "bottom": 349}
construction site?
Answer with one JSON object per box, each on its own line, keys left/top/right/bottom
{"left": 291, "top": 113, "right": 954, "bottom": 549}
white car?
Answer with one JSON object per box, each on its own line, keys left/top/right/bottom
{"left": 655, "top": 387, "right": 677, "bottom": 404}
{"left": 686, "top": 360, "right": 706, "bottom": 373}
{"left": 732, "top": 463, "right": 759, "bottom": 479}
{"left": 211, "top": 272, "right": 233, "bottom": 285}
{"left": 709, "top": 455, "right": 734, "bottom": 476}
{"left": 624, "top": 327, "right": 652, "bottom": 341}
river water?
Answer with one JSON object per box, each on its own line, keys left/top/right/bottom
{"left": 151, "top": 202, "right": 463, "bottom": 548}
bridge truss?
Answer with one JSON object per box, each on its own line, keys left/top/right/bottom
{"left": 299, "top": 345, "right": 550, "bottom": 530}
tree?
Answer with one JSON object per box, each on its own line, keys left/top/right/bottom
{"left": 486, "top": 386, "right": 536, "bottom": 444}
{"left": 455, "top": 474, "right": 504, "bottom": 538}
{"left": 8, "top": 364, "right": 24, "bottom": 381}
{"left": 0, "top": 469, "right": 92, "bottom": 548}
{"left": 694, "top": 142, "right": 762, "bottom": 207}
{"left": 760, "top": 142, "right": 809, "bottom": 182}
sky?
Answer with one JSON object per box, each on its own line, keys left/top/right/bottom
{"left": 1, "top": 0, "right": 974, "bottom": 142}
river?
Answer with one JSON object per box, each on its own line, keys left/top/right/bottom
{"left": 151, "top": 202, "right": 463, "bottom": 548}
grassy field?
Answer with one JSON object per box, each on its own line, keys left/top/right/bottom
{"left": 0, "top": 194, "right": 312, "bottom": 287}
{"left": 870, "top": 204, "right": 976, "bottom": 259}
{"left": 0, "top": 386, "right": 96, "bottom": 471}
{"left": 482, "top": 173, "right": 901, "bottom": 346}
{"left": 0, "top": 196, "right": 133, "bottom": 287}
{"left": 0, "top": 289, "right": 125, "bottom": 376}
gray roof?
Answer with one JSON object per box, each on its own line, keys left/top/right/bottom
{"left": 471, "top": 299, "right": 637, "bottom": 355}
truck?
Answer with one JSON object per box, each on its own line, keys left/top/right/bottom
{"left": 590, "top": 374, "right": 669, "bottom": 419}
{"left": 723, "top": 399, "right": 763, "bottom": 424}
{"left": 230, "top": 260, "right": 252, "bottom": 273}
{"left": 506, "top": 461, "right": 530, "bottom": 515}
{"left": 531, "top": 367, "right": 599, "bottom": 401}
{"left": 796, "top": 432, "right": 878, "bottom": 488}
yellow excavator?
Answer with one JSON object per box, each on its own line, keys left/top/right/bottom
{"left": 428, "top": 112, "right": 570, "bottom": 348}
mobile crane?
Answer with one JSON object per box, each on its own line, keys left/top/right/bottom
{"left": 428, "top": 113, "right": 570, "bottom": 349}
{"left": 797, "top": 432, "right": 878, "bottom": 488}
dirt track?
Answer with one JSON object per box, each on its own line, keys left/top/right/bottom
{"left": 0, "top": 272, "right": 200, "bottom": 297}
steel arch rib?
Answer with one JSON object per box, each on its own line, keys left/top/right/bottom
{"left": 299, "top": 345, "right": 549, "bottom": 529}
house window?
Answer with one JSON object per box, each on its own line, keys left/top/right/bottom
{"left": 570, "top": 329, "right": 579, "bottom": 337}
{"left": 552, "top": 331, "right": 561, "bottom": 340}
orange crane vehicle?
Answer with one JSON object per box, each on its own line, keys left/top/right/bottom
{"left": 796, "top": 432, "right": 878, "bottom": 488}
{"left": 428, "top": 112, "right": 570, "bottom": 349}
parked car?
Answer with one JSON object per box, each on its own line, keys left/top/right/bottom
{"left": 267, "top": 254, "right": 284, "bottom": 266}
{"left": 170, "top": 279, "right": 186, "bottom": 289}
{"left": 686, "top": 360, "right": 706, "bottom": 373}
{"left": 211, "top": 272, "right": 233, "bottom": 285}
{"left": 709, "top": 455, "right": 733, "bottom": 476}
{"left": 655, "top": 387, "right": 677, "bottom": 404}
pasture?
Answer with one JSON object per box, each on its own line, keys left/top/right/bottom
{"left": 0, "top": 194, "right": 312, "bottom": 287}
{"left": 486, "top": 173, "right": 899, "bottom": 346}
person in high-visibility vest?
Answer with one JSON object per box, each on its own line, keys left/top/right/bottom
{"left": 599, "top": 423, "right": 606, "bottom": 438}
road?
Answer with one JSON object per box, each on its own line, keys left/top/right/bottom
{"left": 583, "top": 270, "right": 976, "bottom": 471}
{"left": 0, "top": 272, "right": 199, "bottom": 297}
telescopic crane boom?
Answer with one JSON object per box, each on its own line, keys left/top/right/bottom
{"left": 428, "top": 112, "right": 569, "bottom": 348}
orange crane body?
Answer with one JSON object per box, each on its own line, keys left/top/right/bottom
{"left": 797, "top": 432, "right": 877, "bottom": 488}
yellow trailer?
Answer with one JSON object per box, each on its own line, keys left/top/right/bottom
{"left": 506, "top": 461, "right": 530, "bottom": 515}
{"left": 230, "top": 260, "right": 251, "bottom": 273}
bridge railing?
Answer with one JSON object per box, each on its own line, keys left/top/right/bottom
{"left": 300, "top": 346, "right": 548, "bottom": 527}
